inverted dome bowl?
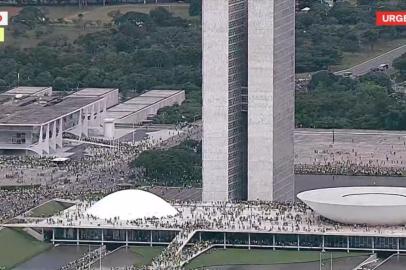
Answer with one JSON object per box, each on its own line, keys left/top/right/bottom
{"left": 297, "top": 187, "right": 406, "bottom": 226}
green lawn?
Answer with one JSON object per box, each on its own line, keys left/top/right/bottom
{"left": 331, "top": 38, "right": 406, "bottom": 71}
{"left": 42, "top": 3, "right": 191, "bottom": 22}
{"left": 0, "top": 228, "right": 51, "bottom": 270}
{"left": 28, "top": 200, "right": 73, "bottom": 218}
{"left": 131, "top": 246, "right": 164, "bottom": 267}
{"left": 3, "top": 3, "right": 194, "bottom": 48}
{"left": 185, "top": 249, "right": 368, "bottom": 269}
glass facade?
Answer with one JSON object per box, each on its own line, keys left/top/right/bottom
{"left": 49, "top": 228, "right": 406, "bottom": 252}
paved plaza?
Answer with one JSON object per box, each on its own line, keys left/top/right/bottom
{"left": 295, "top": 129, "right": 406, "bottom": 167}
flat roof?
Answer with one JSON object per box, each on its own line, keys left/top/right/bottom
{"left": 69, "top": 88, "right": 118, "bottom": 97}
{"left": 108, "top": 104, "right": 148, "bottom": 112}
{"left": 106, "top": 90, "right": 184, "bottom": 120}
{"left": 5, "top": 86, "right": 51, "bottom": 95}
{"left": 124, "top": 96, "right": 164, "bottom": 104}
{"left": 141, "top": 90, "right": 183, "bottom": 97}
{"left": 0, "top": 97, "right": 101, "bottom": 125}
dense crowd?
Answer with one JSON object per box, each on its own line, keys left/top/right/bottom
{"left": 58, "top": 245, "right": 107, "bottom": 270}
{"left": 38, "top": 199, "right": 406, "bottom": 269}
{"left": 295, "top": 163, "right": 404, "bottom": 176}
{"left": 0, "top": 124, "right": 201, "bottom": 223}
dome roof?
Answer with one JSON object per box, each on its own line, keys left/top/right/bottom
{"left": 86, "top": 189, "right": 177, "bottom": 220}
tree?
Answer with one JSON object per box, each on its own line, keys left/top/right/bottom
{"left": 34, "top": 71, "right": 53, "bottom": 86}
{"left": 189, "top": 0, "right": 202, "bottom": 17}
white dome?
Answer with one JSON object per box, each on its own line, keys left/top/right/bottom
{"left": 298, "top": 187, "right": 406, "bottom": 225}
{"left": 86, "top": 189, "right": 178, "bottom": 220}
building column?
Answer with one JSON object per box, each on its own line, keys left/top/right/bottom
{"left": 38, "top": 125, "right": 44, "bottom": 156}
{"left": 83, "top": 107, "right": 89, "bottom": 137}
{"left": 76, "top": 228, "right": 80, "bottom": 246}
{"left": 273, "top": 235, "right": 276, "bottom": 250}
{"left": 223, "top": 232, "right": 226, "bottom": 249}
{"left": 297, "top": 235, "right": 300, "bottom": 251}
{"left": 322, "top": 235, "right": 325, "bottom": 252}
{"left": 125, "top": 230, "right": 129, "bottom": 247}
{"left": 397, "top": 238, "right": 400, "bottom": 254}
{"left": 57, "top": 118, "right": 63, "bottom": 148}
{"left": 50, "top": 121, "right": 57, "bottom": 152}
{"left": 78, "top": 110, "right": 83, "bottom": 139}
{"left": 248, "top": 233, "right": 251, "bottom": 250}
{"left": 52, "top": 228, "right": 55, "bottom": 244}
{"left": 102, "top": 100, "right": 107, "bottom": 122}
{"left": 89, "top": 104, "right": 95, "bottom": 127}
{"left": 150, "top": 230, "right": 153, "bottom": 247}
{"left": 97, "top": 101, "right": 102, "bottom": 126}
{"left": 347, "top": 236, "right": 350, "bottom": 253}
{"left": 44, "top": 123, "right": 50, "bottom": 154}
{"left": 199, "top": 232, "right": 202, "bottom": 242}
{"left": 372, "top": 237, "right": 375, "bottom": 254}
{"left": 101, "top": 229, "right": 104, "bottom": 245}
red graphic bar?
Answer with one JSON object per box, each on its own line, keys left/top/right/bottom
{"left": 376, "top": 11, "right": 406, "bottom": 26}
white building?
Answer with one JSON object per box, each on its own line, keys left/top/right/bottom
{"left": 202, "top": 0, "right": 295, "bottom": 202}
{"left": 0, "top": 87, "right": 118, "bottom": 155}
{"left": 0, "top": 87, "right": 185, "bottom": 155}
{"left": 105, "top": 90, "right": 185, "bottom": 126}
{"left": 298, "top": 187, "right": 406, "bottom": 226}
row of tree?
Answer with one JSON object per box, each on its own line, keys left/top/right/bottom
{"left": 296, "top": 0, "right": 406, "bottom": 72}
{"left": 132, "top": 140, "right": 202, "bottom": 187}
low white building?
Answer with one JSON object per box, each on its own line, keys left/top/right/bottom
{"left": 106, "top": 90, "right": 185, "bottom": 126}
{"left": 0, "top": 87, "right": 118, "bottom": 155}
{"left": 0, "top": 87, "right": 184, "bottom": 155}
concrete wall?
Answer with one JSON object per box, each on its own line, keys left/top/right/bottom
{"left": 114, "top": 91, "right": 185, "bottom": 125}
{"left": 247, "top": 0, "right": 275, "bottom": 201}
{"left": 202, "top": 0, "right": 230, "bottom": 201}
{"left": 271, "top": 0, "right": 295, "bottom": 202}
{"left": 247, "top": 0, "right": 295, "bottom": 201}
{"left": 105, "top": 89, "right": 119, "bottom": 109}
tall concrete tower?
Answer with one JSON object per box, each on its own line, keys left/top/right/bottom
{"left": 202, "top": 0, "right": 248, "bottom": 201}
{"left": 202, "top": 0, "right": 295, "bottom": 202}
{"left": 247, "top": 0, "right": 295, "bottom": 201}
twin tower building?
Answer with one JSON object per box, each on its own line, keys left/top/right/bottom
{"left": 202, "top": 0, "right": 295, "bottom": 202}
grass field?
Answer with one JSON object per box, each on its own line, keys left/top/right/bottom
{"left": 131, "top": 246, "right": 164, "bottom": 267}
{"left": 42, "top": 3, "right": 191, "bottom": 22}
{"left": 0, "top": 228, "right": 51, "bottom": 269}
{"left": 332, "top": 38, "right": 406, "bottom": 71}
{"left": 3, "top": 3, "right": 192, "bottom": 48}
{"left": 28, "top": 200, "right": 74, "bottom": 218}
{"left": 185, "top": 249, "right": 368, "bottom": 269}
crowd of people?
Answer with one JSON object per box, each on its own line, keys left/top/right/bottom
{"left": 58, "top": 245, "right": 107, "bottom": 270}
{"left": 0, "top": 123, "right": 202, "bottom": 223}
{"left": 295, "top": 163, "right": 404, "bottom": 176}
{"left": 295, "top": 131, "right": 406, "bottom": 177}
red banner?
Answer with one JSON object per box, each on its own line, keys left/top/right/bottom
{"left": 376, "top": 11, "right": 406, "bottom": 26}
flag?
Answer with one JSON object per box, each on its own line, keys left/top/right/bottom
{"left": 0, "top": 28, "right": 4, "bottom": 43}
{"left": 0, "top": 12, "right": 8, "bottom": 26}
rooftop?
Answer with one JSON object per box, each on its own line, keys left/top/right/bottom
{"left": 0, "top": 96, "right": 101, "bottom": 125}
{"left": 105, "top": 90, "right": 184, "bottom": 120}
{"left": 4, "top": 86, "right": 51, "bottom": 95}
{"left": 68, "top": 88, "right": 118, "bottom": 97}
{"left": 7, "top": 199, "right": 406, "bottom": 238}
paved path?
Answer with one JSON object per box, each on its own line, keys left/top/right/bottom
{"left": 334, "top": 43, "right": 406, "bottom": 76}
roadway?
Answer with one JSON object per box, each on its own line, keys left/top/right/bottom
{"left": 334, "top": 43, "right": 406, "bottom": 77}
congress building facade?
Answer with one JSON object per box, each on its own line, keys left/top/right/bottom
{"left": 202, "top": 0, "right": 295, "bottom": 202}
